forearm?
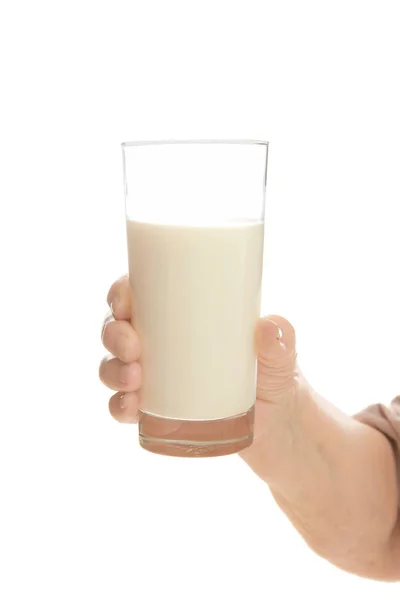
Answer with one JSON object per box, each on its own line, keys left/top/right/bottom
{"left": 256, "top": 381, "right": 399, "bottom": 579}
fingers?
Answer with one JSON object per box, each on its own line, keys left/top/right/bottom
{"left": 99, "top": 355, "right": 141, "bottom": 392}
{"left": 101, "top": 276, "right": 141, "bottom": 424}
{"left": 109, "top": 391, "right": 140, "bottom": 424}
{"left": 107, "top": 275, "right": 132, "bottom": 321}
{"left": 102, "top": 316, "right": 141, "bottom": 363}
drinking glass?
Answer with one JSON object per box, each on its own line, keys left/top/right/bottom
{"left": 122, "top": 140, "right": 268, "bottom": 457}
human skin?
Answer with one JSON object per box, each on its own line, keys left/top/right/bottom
{"left": 100, "top": 276, "right": 400, "bottom": 581}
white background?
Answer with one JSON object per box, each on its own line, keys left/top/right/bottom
{"left": 1, "top": 0, "right": 399, "bottom": 598}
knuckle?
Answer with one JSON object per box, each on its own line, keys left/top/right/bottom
{"left": 101, "top": 311, "right": 114, "bottom": 340}
{"left": 117, "top": 328, "right": 135, "bottom": 361}
{"left": 107, "top": 275, "right": 128, "bottom": 307}
{"left": 99, "top": 355, "right": 112, "bottom": 382}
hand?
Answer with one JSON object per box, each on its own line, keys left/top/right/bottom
{"left": 99, "top": 275, "right": 300, "bottom": 481}
{"left": 100, "top": 276, "right": 399, "bottom": 580}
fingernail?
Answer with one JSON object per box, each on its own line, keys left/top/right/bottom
{"left": 111, "top": 292, "right": 123, "bottom": 317}
{"left": 264, "top": 319, "right": 286, "bottom": 352}
{"left": 119, "top": 393, "right": 139, "bottom": 424}
{"left": 267, "top": 320, "right": 283, "bottom": 341}
{"left": 119, "top": 393, "right": 126, "bottom": 410}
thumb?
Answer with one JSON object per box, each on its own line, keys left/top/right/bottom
{"left": 255, "top": 315, "right": 298, "bottom": 404}
{"left": 239, "top": 316, "right": 300, "bottom": 477}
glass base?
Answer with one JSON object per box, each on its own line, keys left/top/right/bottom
{"left": 138, "top": 406, "right": 255, "bottom": 457}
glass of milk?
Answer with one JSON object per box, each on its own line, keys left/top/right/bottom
{"left": 122, "top": 140, "right": 268, "bottom": 457}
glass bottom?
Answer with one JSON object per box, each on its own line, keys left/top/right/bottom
{"left": 138, "top": 406, "right": 255, "bottom": 458}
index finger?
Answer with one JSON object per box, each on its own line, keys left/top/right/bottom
{"left": 107, "top": 275, "right": 132, "bottom": 321}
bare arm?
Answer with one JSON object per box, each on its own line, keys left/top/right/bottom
{"left": 272, "top": 386, "right": 398, "bottom": 579}
{"left": 242, "top": 346, "right": 400, "bottom": 580}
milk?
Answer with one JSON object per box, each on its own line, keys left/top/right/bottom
{"left": 126, "top": 220, "right": 264, "bottom": 421}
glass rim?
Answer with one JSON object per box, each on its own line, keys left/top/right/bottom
{"left": 122, "top": 139, "right": 269, "bottom": 148}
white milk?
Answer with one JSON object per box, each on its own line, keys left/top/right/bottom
{"left": 127, "top": 220, "right": 264, "bottom": 421}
